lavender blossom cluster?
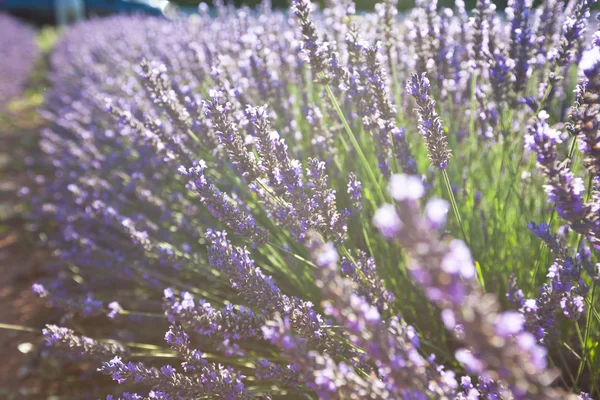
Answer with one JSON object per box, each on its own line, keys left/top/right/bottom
{"left": 0, "top": 13, "right": 38, "bottom": 108}
{"left": 26, "top": 0, "right": 600, "bottom": 398}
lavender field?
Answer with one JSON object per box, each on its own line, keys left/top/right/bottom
{"left": 1, "top": 0, "right": 600, "bottom": 398}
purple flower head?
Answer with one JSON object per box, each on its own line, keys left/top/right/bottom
{"left": 455, "top": 349, "right": 484, "bottom": 374}
{"left": 292, "top": 0, "right": 331, "bottom": 79}
{"left": 440, "top": 240, "right": 476, "bottom": 281}
{"left": 390, "top": 174, "right": 425, "bottom": 202}
{"left": 573, "top": 51, "right": 600, "bottom": 182}
{"left": 425, "top": 198, "right": 449, "bottom": 230}
{"left": 406, "top": 73, "right": 451, "bottom": 170}
{"left": 495, "top": 311, "right": 525, "bottom": 337}
{"left": 373, "top": 204, "right": 402, "bottom": 239}
{"left": 377, "top": 173, "right": 563, "bottom": 398}
{"left": 107, "top": 301, "right": 123, "bottom": 319}
{"left": 527, "top": 111, "right": 592, "bottom": 224}
{"left": 347, "top": 172, "right": 363, "bottom": 210}
{"left": 313, "top": 241, "right": 339, "bottom": 269}
{"left": 507, "top": 0, "right": 534, "bottom": 96}
{"left": 43, "top": 325, "right": 130, "bottom": 360}
{"left": 0, "top": 13, "right": 38, "bottom": 108}
{"left": 560, "top": 293, "right": 585, "bottom": 319}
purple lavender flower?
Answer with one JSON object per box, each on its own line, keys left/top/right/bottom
{"left": 179, "top": 162, "right": 268, "bottom": 245}
{"left": 375, "top": 174, "right": 567, "bottom": 399}
{"left": 304, "top": 232, "right": 458, "bottom": 398}
{"left": 560, "top": 292, "right": 585, "bottom": 319}
{"left": 470, "top": 0, "right": 495, "bottom": 69}
{"left": 100, "top": 322, "right": 248, "bottom": 398}
{"left": 341, "top": 29, "right": 417, "bottom": 177}
{"left": 203, "top": 90, "right": 262, "bottom": 180}
{"left": 306, "top": 158, "right": 348, "bottom": 243}
{"left": 107, "top": 392, "right": 147, "bottom": 400}
{"left": 164, "top": 324, "right": 208, "bottom": 373}
{"left": 262, "top": 315, "right": 392, "bottom": 399}
{"left": 507, "top": 0, "right": 534, "bottom": 97}
{"left": 0, "top": 13, "right": 38, "bottom": 108}
{"left": 101, "top": 356, "right": 248, "bottom": 399}
{"left": 291, "top": 0, "right": 331, "bottom": 80}
{"left": 406, "top": 72, "right": 451, "bottom": 170}
{"left": 509, "top": 222, "right": 589, "bottom": 342}
{"left": 375, "top": 0, "right": 399, "bottom": 68}
{"left": 163, "top": 290, "right": 265, "bottom": 342}
{"left": 391, "top": 126, "right": 419, "bottom": 175}
{"left": 204, "top": 229, "right": 334, "bottom": 351}
{"left": 527, "top": 111, "right": 600, "bottom": 250}
{"left": 340, "top": 250, "right": 395, "bottom": 313}
{"left": 33, "top": 283, "right": 104, "bottom": 318}
{"left": 43, "top": 325, "right": 130, "bottom": 360}
{"left": 346, "top": 172, "right": 363, "bottom": 211}
{"left": 572, "top": 56, "right": 600, "bottom": 180}
{"left": 555, "top": 1, "right": 592, "bottom": 65}
{"left": 488, "top": 51, "right": 515, "bottom": 107}
{"left": 538, "top": 0, "right": 595, "bottom": 106}
{"left": 255, "top": 359, "right": 301, "bottom": 388}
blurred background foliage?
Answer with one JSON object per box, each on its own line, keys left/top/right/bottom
{"left": 170, "top": 0, "right": 511, "bottom": 11}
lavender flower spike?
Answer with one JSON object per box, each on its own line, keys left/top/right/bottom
{"left": 0, "top": 13, "right": 38, "bottom": 108}
{"left": 262, "top": 315, "right": 390, "bottom": 399}
{"left": 205, "top": 229, "right": 331, "bottom": 350}
{"left": 375, "top": 174, "right": 572, "bottom": 399}
{"left": 507, "top": 0, "right": 534, "bottom": 97}
{"left": 43, "top": 325, "right": 130, "bottom": 360}
{"left": 292, "top": 0, "right": 331, "bottom": 79}
{"left": 347, "top": 172, "right": 363, "bottom": 211}
{"left": 100, "top": 356, "right": 248, "bottom": 399}
{"left": 179, "top": 162, "right": 268, "bottom": 245}
{"left": 572, "top": 55, "right": 600, "bottom": 179}
{"left": 304, "top": 232, "right": 458, "bottom": 398}
{"left": 203, "top": 90, "right": 262, "bottom": 181}
{"left": 163, "top": 290, "right": 265, "bottom": 342}
{"left": 407, "top": 72, "right": 451, "bottom": 170}
{"left": 526, "top": 111, "right": 600, "bottom": 249}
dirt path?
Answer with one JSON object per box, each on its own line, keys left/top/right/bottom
{"left": 0, "top": 100, "right": 55, "bottom": 398}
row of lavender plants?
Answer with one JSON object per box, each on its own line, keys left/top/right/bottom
{"left": 0, "top": 13, "right": 38, "bottom": 108}
{"left": 27, "top": 0, "right": 600, "bottom": 398}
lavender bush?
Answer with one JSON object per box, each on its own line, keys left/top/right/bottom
{"left": 0, "top": 13, "right": 39, "bottom": 108}
{"left": 24, "top": 0, "right": 600, "bottom": 398}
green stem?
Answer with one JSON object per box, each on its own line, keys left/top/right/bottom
{"left": 555, "top": 349, "right": 577, "bottom": 388}
{"left": 536, "top": 82, "right": 553, "bottom": 114}
{"left": 120, "top": 310, "right": 166, "bottom": 318}
{"left": 531, "top": 136, "right": 580, "bottom": 294}
{"left": 574, "top": 321, "right": 595, "bottom": 384}
{"left": 575, "top": 173, "right": 597, "bottom": 385}
{"left": 441, "top": 169, "right": 468, "bottom": 245}
{"left": 130, "top": 352, "right": 176, "bottom": 358}
{"left": 0, "top": 322, "right": 38, "bottom": 333}
{"left": 266, "top": 242, "right": 316, "bottom": 268}
{"left": 530, "top": 212, "right": 555, "bottom": 295}
{"left": 388, "top": 48, "right": 404, "bottom": 125}
{"left": 576, "top": 284, "right": 597, "bottom": 386}
{"left": 468, "top": 70, "right": 478, "bottom": 162}
{"left": 324, "top": 84, "right": 386, "bottom": 204}
{"left": 567, "top": 135, "right": 578, "bottom": 164}
{"left": 441, "top": 169, "right": 485, "bottom": 290}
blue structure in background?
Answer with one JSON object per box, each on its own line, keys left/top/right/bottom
{"left": 0, "top": 0, "right": 170, "bottom": 24}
